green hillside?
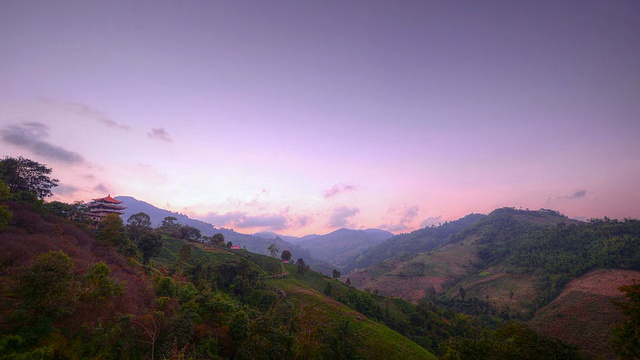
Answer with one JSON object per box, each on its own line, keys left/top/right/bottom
{"left": 344, "top": 213, "right": 485, "bottom": 273}
{"left": 345, "top": 207, "right": 640, "bottom": 358}
{"left": 0, "top": 199, "right": 436, "bottom": 359}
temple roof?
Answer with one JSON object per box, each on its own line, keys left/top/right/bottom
{"left": 88, "top": 203, "right": 126, "bottom": 210}
{"left": 91, "top": 194, "right": 122, "bottom": 204}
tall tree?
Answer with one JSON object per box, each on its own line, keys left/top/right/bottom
{"left": 268, "top": 243, "right": 279, "bottom": 258}
{"left": 0, "top": 156, "right": 59, "bottom": 200}
{"left": 138, "top": 232, "right": 163, "bottom": 264}
{"left": 98, "top": 213, "right": 127, "bottom": 248}
{"left": 332, "top": 269, "right": 341, "bottom": 279}
{"left": 127, "top": 212, "right": 152, "bottom": 242}
{"left": 296, "top": 258, "right": 307, "bottom": 273}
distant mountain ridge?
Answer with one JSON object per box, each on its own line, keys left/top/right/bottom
{"left": 255, "top": 228, "right": 393, "bottom": 267}
{"left": 115, "top": 196, "right": 335, "bottom": 275}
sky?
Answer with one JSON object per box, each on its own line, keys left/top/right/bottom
{"left": 1, "top": 0, "right": 638, "bottom": 236}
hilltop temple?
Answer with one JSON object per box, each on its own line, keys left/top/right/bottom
{"left": 87, "top": 195, "right": 126, "bottom": 224}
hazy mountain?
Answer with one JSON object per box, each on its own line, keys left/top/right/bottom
{"left": 115, "top": 196, "right": 334, "bottom": 275}
{"left": 253, "top": 231, "right": 303, "bottom": 244}
{"left": 301, "top": 228, "right": 393, "bottom": 267}
{"left": 256, "top": 228, "right": 393, "bottom": 268}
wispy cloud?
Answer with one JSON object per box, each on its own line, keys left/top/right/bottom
{"left": 328, "top": 206, "right": 360, "bottom": 228}
{"left": 557, "top": 190, "right": 588, "bottom": 201}
{"left": 94, "top": 183, "right": 109, "bottom": 193}
{"left": 0, "top": 122, "right": 84, "bottom": 164}
{"left": 148, "top": 127, "right": 172, "bottom": 142}
{"left": 39, "top": 98, "right": 130, "bottom": 130}
{"left": 228, "top": 189, "right": 269, "bottom": 207}
{"left": 237, "top": 214, "right": 288, "bottom": 230}
{"left": 53, "top": 184, "right": 80, "bottom": 196}
{"left": 323, "top": 183, "right": 359, "bottom": 199}
{"left": 379, "top": 205, "right": 421, "bottom": 232}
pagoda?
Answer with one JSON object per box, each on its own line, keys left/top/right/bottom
{"left": 87, "top": 194, "right": 126, "bottom": 224}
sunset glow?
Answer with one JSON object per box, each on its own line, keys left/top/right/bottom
{"left": 1, "top": 1, "right": 638, "bottom": 236}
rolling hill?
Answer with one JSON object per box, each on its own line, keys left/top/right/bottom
{"left": 345, "top": 207, "right": 640, "bottom": 358}
{"left": 344, "top": 213, "right": 486, "bottom": 273}
{"left": 0, "top": 199, "right": 437, "bottom": 359}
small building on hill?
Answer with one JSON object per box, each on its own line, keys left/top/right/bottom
{"left": 87, "top": 195, "right": 126, "bottom": 224}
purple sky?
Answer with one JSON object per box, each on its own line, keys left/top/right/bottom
{"left": 1, "top": 1, "right": 638, "bottom": 236}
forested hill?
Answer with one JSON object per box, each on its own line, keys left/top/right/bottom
{"left": 344, "top": 213, "right": 485, "bottom": 273}
{"left": 345, "top": 207, "right": 640, "bottom": 358}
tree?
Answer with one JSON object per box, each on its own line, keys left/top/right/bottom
{"left": 179, "top": 225, "right": 201, "bottom": 242}
{"left": 84, "top": 262, "right": 124, "bottom": 300}
{"left": 98, "top": 213, "right": 127, "bottom": 248}
{"left": 0, "top": 156, "right": 59, "bottom": 200}
{"left": 268, "top": 243, "right": 279, "bottom": 258}
{"left": 44, "top": 200, "right": 89, "bottom": 223}
{"left": 15, "top": 250, "right": 77, "bottom": 318}
{"left": 211, "top": 233, "right": 225, "bottom": 246}
{"left": 332, "top": 269, "right": 341, "bottom": 279}
{"left": 160, "top": 216, "right": 179, "bottom": 230}
{"left": 138, "top": 232, "right": 163, "bottom": 264}
{"left": 459, "top": 286, "right": 466, "bottom": 300}
{"left": 281, "top": 250, "right": 292, "bottom": 262}
{"left": 297, "top": 258, "right": 307, "bottom": 273}
{"left": 127, "top": 212, "right": 152, "bottom": 228}
{"left": 611, "top": 280, "right": 640, "bottom": 359}
{"left": 346, "top": 278, "right": 351, "bottom": 286}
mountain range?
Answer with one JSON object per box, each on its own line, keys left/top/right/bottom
{"left": 117, "top": 196, "right": 387, "bottom": 275}
{"left": 112, "top": 196, "right": 640, "bottom": 358}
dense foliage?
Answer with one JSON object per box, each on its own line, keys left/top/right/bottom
{"left": 457, "top": 208, "right": 640, "bottom": 306}
{"left": 611, "top": 281, "right": 640, "bottom": 359}
{"left": 0, "top": 156, "right": 59, "bottom": 201}
{"left": 345, "top": 213, "right": 485, "bottom": 272}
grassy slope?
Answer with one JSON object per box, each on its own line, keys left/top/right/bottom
{"left": 158, "top": 236, "right": 437, "bottom": 359}
{"left": 272, "top": 275, "right": 436, "bottom": 359}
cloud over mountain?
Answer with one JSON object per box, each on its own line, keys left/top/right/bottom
{"left": 329, "top": 206, "right": 360, "bottom": 228}
{"left": 379, "top": 205, "right": 421, "bottom": 232}
{"left": 202, "top": 211, "right": 290, "bottom": 231}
